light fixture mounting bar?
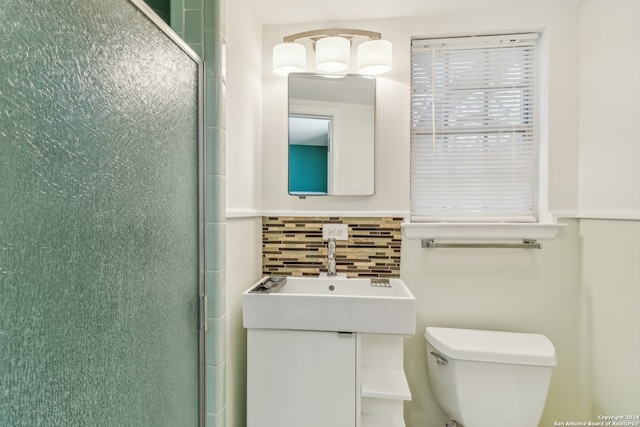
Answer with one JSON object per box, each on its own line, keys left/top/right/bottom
{"left": 282, "top": 28, "right": 382, "bottom": 43}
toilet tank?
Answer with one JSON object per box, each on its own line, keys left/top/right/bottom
{"left": 425, "top": 327, "right": 557, "bottom": 427}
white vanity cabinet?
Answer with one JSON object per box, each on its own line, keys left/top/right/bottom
{"left": 359, "top": 334, "right": 411, "bottom": 427}
{"left": 243, "top": 276, "right": 416, "bottom": 427}
{"left": 247, "top": 329, "right": 411, "bottom": 427}
{"left": 247, "top": 329, "right": 356, "bottom": 427}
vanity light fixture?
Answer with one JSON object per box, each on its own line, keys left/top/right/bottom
{"left": 272, "top": 28, "right": 392, "bottom": 76}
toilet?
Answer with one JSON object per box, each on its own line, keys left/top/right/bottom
{"left": 425, "top": 327, "right": 557, "bottom": 427}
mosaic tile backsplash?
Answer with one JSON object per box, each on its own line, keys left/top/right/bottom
{"left": 262, "top": 217, "right": 403, "bottom": 278}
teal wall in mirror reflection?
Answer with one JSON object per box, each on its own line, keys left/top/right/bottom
{"left": 289, "top": 145, "right": 329, "bottom": 194}
{"left": 289, "top": 114, "right": 330, "bottom": 194}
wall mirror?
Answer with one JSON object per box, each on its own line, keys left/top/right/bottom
{"left": 288, "top": 73, "right": 375, "bottom": 196}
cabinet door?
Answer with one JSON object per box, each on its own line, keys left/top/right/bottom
{"left": 247, "top": 329, "right": 356, "bottom": 427}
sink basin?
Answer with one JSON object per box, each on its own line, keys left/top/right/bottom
{"left": 242, "top": 276, "right": 416, "bottom": 335}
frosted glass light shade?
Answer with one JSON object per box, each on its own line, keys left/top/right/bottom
{"left": 357, "top": 39, "right": 392, "bottom": 75}
{"left": 315, "top": 36, "right": 350, "bottom": 72}
{"left": 273, "top": 42, "right": 306, "bottom": 76}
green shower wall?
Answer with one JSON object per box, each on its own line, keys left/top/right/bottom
{"left": 0, "top": 0, "right": 201, "bottom": 424}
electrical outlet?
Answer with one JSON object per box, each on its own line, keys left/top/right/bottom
{"left": 322, "top": 223, "right": 348, "bottom": 240}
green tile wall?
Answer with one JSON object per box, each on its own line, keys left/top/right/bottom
{"left": 171, "top": 0, "right": 226, "bottom": 426}
{"left": 263, "top": 217, "right": 403, "bottom": 278}
{"left": 144, "top": 0, "right": 171, "bottom": 23}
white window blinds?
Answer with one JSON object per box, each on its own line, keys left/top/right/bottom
{"left": 410, "top": 34, "right": 539, "bottom": 222}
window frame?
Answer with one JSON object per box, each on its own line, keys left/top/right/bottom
{"left": 404, "top": 32, "right": 562, "bottom": 239}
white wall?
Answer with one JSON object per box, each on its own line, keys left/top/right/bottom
{"left": 579, "top": 0, "right": 640, "bottom": 217}
{"left": 257, "top": 6, "right": 585, "bottom": 427}
{"left": 224, "top": 217, "right": 262, "bottom": 427}
{"left": 261, "top": 4, "right": 580, "bottom": 215}
{"left": 225, "top": 1, "right": 639, "bottom": 427}
{"left": 578, "top": 0, "right": 640, "bottom": 419}
{"left": 225, "top": 0, "right": 264, "bottom": 214}
{"left": 261, "top": 22, "right": 410, "bottom": 214}
{"left": 580, "top": 220, "right": 640, "bottom": 417}
{"left": 333, "top": 103, "right": 375, "bottom": 195}
{"left": 225, "top": 1, "right": 264, "bottom": 426}
{"left": 402, "top": 219, "right": 584, "bottom": 426}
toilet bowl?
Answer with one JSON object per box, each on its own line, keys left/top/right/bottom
{"left": 425, "top": 327, "right": 556, "bottom": 427}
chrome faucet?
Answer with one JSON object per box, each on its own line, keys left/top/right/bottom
{"left": 327, "top": 238, "right": 337, "bottom": 276}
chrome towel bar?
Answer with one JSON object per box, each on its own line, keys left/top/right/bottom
{"left": 421, "top": 239, "right": 541, "bottom": 249}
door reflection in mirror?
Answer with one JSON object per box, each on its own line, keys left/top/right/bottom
{"left": 289, "top": 115, "right": 331, "bottom": 194}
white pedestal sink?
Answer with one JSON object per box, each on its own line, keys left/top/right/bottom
{"left": 242, "top": 276, "right": 416, "bottom": 335}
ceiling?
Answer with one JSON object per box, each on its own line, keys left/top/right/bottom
{"left": 248, "top": 0, "right": 584, "bottom": 25}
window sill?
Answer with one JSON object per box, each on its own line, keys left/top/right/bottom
{"left": 401, "top": 221, "right": 564, "bottom": 240}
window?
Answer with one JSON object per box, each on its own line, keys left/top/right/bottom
{"left": 410, "top": 34, "right": 539, "bottom": 223}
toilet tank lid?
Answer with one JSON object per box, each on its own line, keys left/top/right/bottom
{"left": 425, "top": 327, "right": 557, "bottom": 366}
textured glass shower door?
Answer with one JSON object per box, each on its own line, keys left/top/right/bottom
{"left": 0, "top": 0, "right": 203, "bottom": 425}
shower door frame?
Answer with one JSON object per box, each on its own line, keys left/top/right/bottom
{"left": 129, "top": 1, "right": 207, "bottom": 424}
